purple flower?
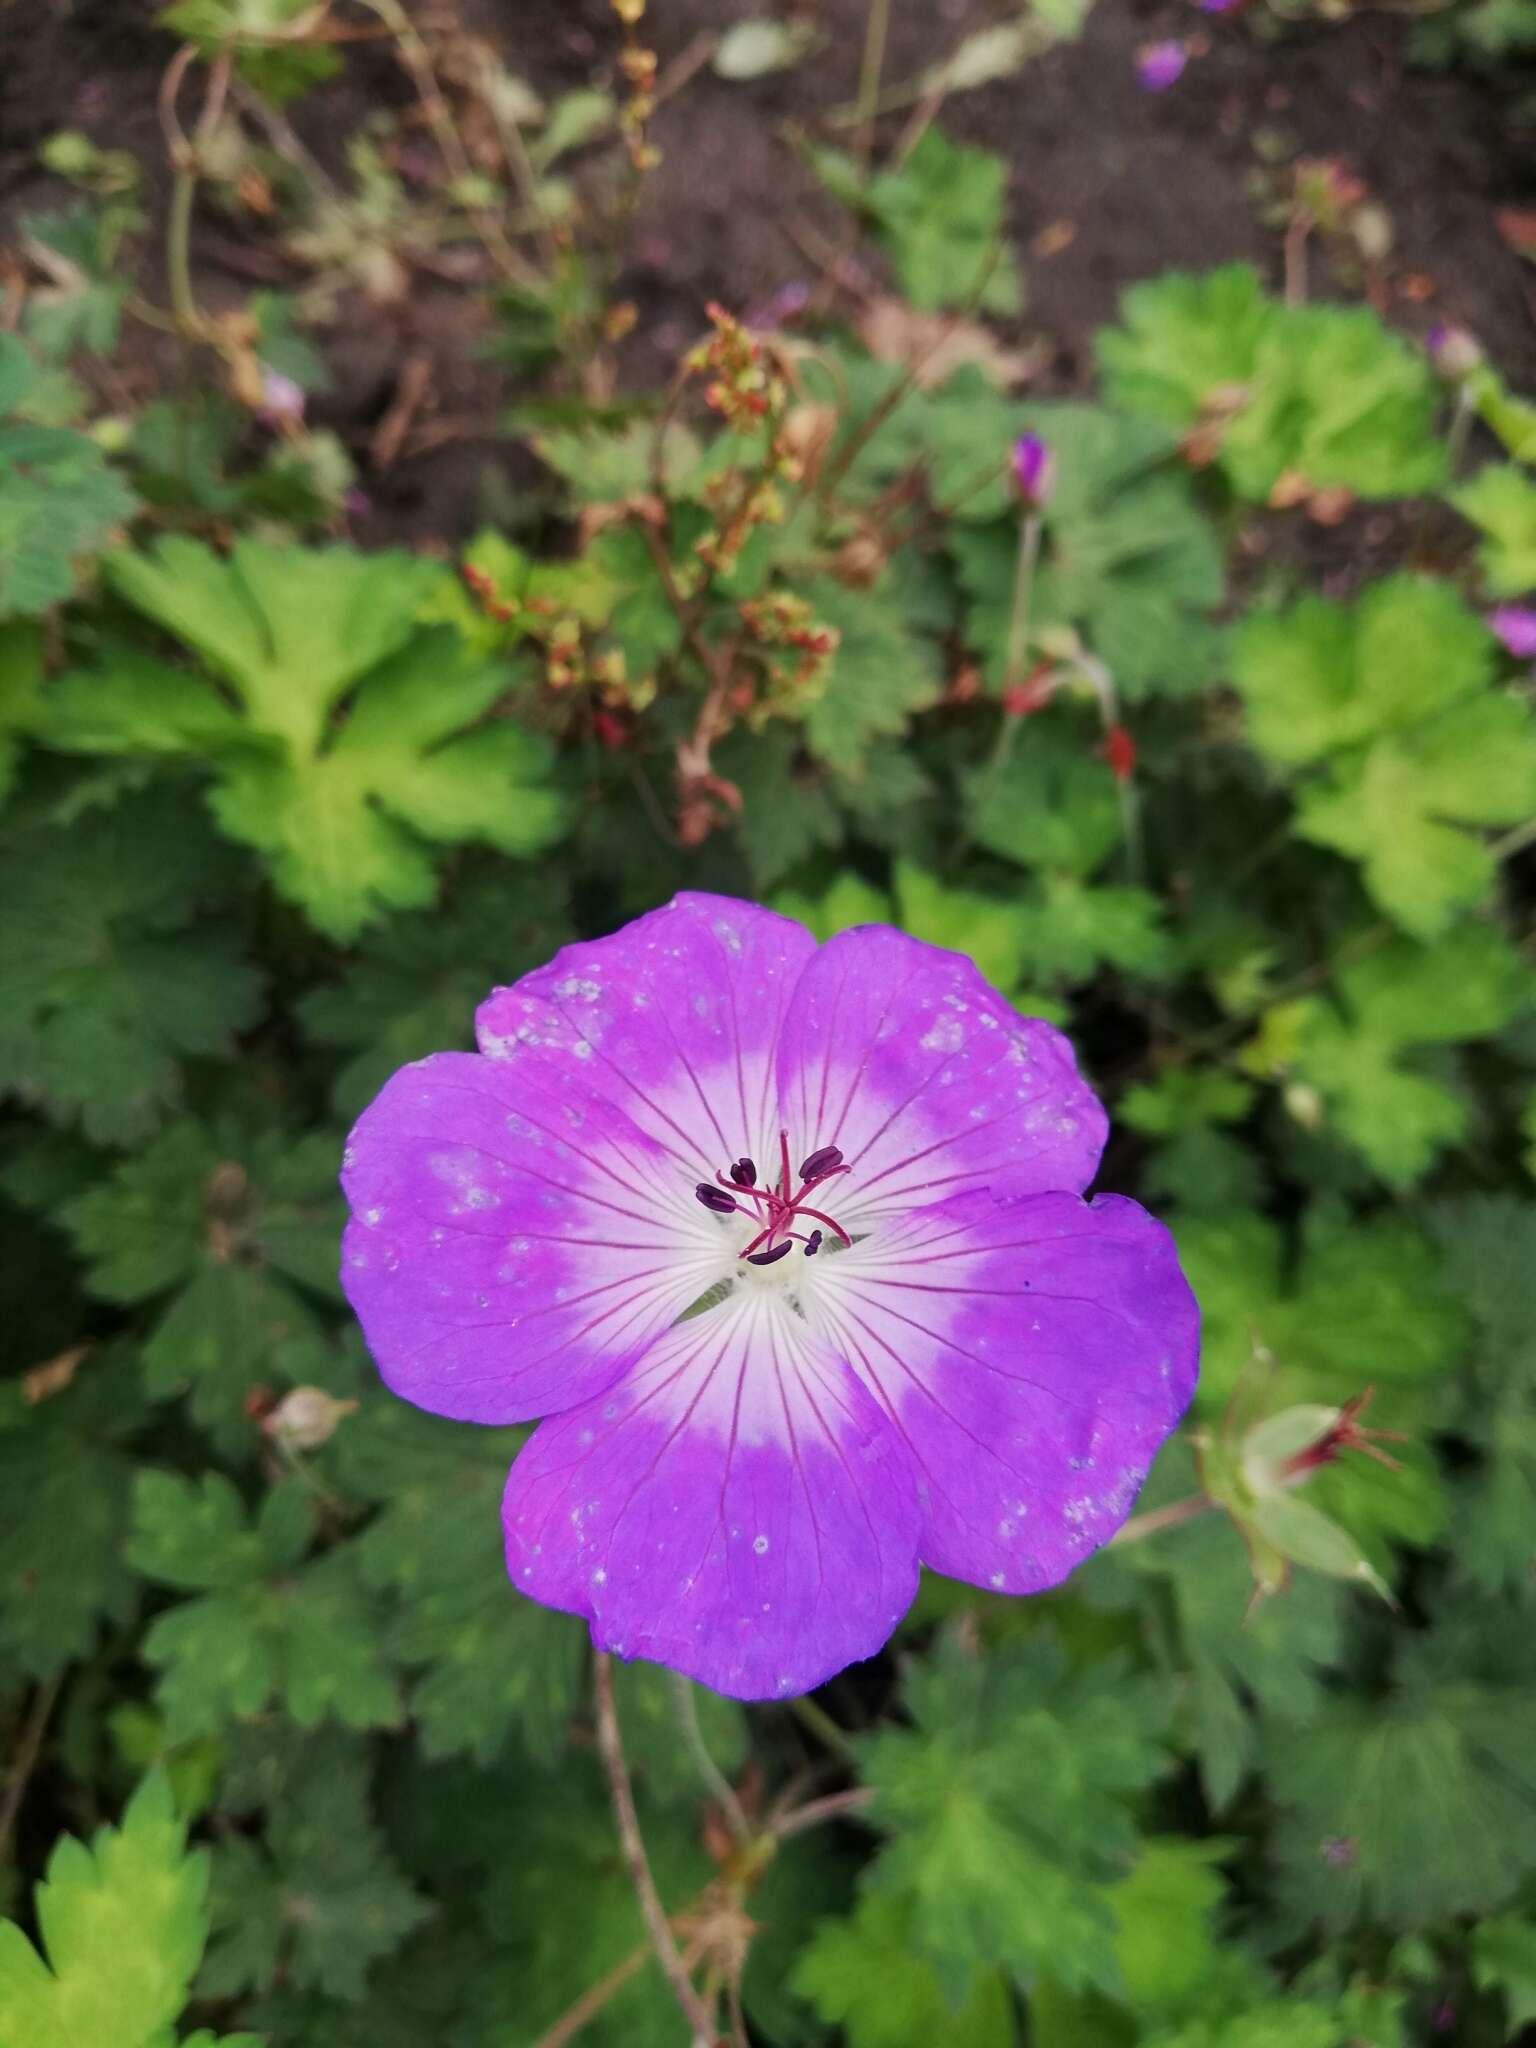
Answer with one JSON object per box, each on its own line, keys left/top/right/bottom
{"left": 339, "top": 894, "right": 1199, "bottom": 1699}
{"left": 1137, "top": 39, "right": 1188, "bottom": 90}
{"left": 1013, "top": 432, "right": 1054, "bottom": 509}
{"left": 1490, "top": 605, "right": 1536, "bottom": 658}
{"left": 256, "top": 366, "right": 305, "bottom": 428}
{"left": 1197, "top": 0, "right": 1236, "bottom": 11}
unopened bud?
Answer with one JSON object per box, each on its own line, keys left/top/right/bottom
{"left": 264, "top": 1386, "right": 358, "bottom": 1452}
{"left": 1427, "top": 322, "right": 1484, "bottom": 381}
{"left": 1012, "top": 432, "right": 1054, "bottom": 509}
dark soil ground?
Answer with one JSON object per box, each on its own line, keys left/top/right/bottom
{"left": 3, "top": 0, "right": 1534, "bottom": 545}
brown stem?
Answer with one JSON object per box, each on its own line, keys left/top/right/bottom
{"left": 0, "top": 1672, "right": 63, "bottom": 1863}
{"left": 593, "top": 1653, "right": 718, "bottom": 2046}
{"left": 1110, "top": 1494, "right": 1213, "bottom": 1547}
{"left": 531, "top": 1929, "right": 711, "bottom": 2048}
{"left": 770, "top": 1785, "right": 875, "bottom": 1841}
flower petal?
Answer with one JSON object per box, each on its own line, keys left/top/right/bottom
{"left": 476, "top": 892, "right": 818, "bottom": 1178}
{"left": 342, "top": 1052, "right": 726, "bottom": 1423}
{"left": 775, "top": 925, "right": 1107, "bottom": 1222}
{"left": 502, "top": 1292, "right": 922, "bottom": 1698}
{"left": 806, "top": 1190, "right": 1198, "bottom": 1591}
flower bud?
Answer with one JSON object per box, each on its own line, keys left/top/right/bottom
{"left": 1012, "top": 432, "right": 1054, "bottom": 509}
{"left": 264, "top": 1386, "right": 357, "bottom": 1452}
{"left": 1427, "top": 322, "right": 1484, "bottom": 381}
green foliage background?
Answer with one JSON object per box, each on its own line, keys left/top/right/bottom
{"left": 2, "top": 7, "right": 1536, "bottom": 2046}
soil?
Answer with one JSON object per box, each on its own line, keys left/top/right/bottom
{"left": 2, "top": 0, "right": 1534, "bottom": 547}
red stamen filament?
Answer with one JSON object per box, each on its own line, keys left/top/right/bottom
{"left": 714, "top": 1129, "right": 853, "bottom": 1260}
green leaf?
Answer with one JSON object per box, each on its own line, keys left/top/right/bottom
{"left": 340, "top": 1402, "right": 582, "bottom": 1765}
{"left": 1236, "top": 577, "right": 1536, "bottom": 934}
{"left": 1176, "top": 1207, "right": 1461, "bottom": 1567}
{"left": 130, "top": 1473, "right": 400, "bottom": 1739}
{"left": 62, "top": 1115, "right": 342, "bottom": 1450}
{"left": 1267, "top": 1624, "right": 1536, "bottom": 1933}
{"left": 45, "top": 539, "right": 567, "bottom": 939}
{"left": 717, "top": 724, "right": 842, "bottom": 887}
{"left": 158, "top": 0, "right": 340, "bottom": 102}
{"left": 801, "top": 569, "right": 943, "bottom": 773}
{"left": 893, "top": 862, "right": 1025, "bottom": 993}
{"left": 1096, "top": 265, "right": 1271, "bottom": 431}
{"left": 772, "top": 871, "right": 893, "bottom": 939}
{"left": 950, "top": 404, "right": 1225, "bottom": 698}
{"left": 0, "top": 346, "right": 135, "bottom": 616}
{"left": 1018, "top": 873, "right": 1168, "bottom": 984}
{"left": 1087, "top": 1476, "right": 1347, "bottom": 1809}
{"left": 0, "top": 786, "right": 262, "bottom": 1144}
{"left": 966, "top": 727, "right": 1124, "bottom": 875}
{"left": 1232, "top": 575, "right": 1492, "bottom": 768}
{"left": 476, "top": 1760, "right": 714, "bottom": 2045}
{"left": 861, "top": 129, "right": 1023, "bottom": 315}
{"left": 0, "top": 1363, "right": 141, "bottom": 1681}
{"left": 200, "top": 1729, "right": 430, "bottom": 2002}
{"left": 860, "top": 1628, "right": 1173, "bottom": 2001}
{"left": 299, "top": 860, "right": 573, "bottom": 1120}
{"left": 1471, "top": 1914, "right": 1536, "bottom": 2030}
{"left": 792, "top": 1893, "right": 1016, "bottom": 2047}
{"left": 1098, "top": 268, "right": 1445, "bottom": 501}
{"left": 1248, "top": 925, "right": 1533, "bottom": 1183}
{"left": 0, "top": 1772, "right": 209, "bottom": 2048}
{"left": 0, "top": 620, "right": 44, "bottom": 805}
{"left": 1296, "top": 688, "right": 1536, "bottom": 937}
{"left": 1451, "top": 462, "right": 1536, "bottom": 598}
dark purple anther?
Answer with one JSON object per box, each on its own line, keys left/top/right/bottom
{"left": 746, "top": 1241, "right": 794, "bottom": 1267}
{"left": 729, "top": 1158, "right": 757, "bottom": 1186}
{"left": 799, "top": 1145, "right": 844, "bottom": 1181}
{"left": 696, "top": 1184, "right": 739, "bottom": 1214}
{"left": 803, "top": 1230, "right": 823, "bottom": 1258}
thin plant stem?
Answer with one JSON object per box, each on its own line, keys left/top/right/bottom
{"left": 531, "top": 1929, "right": 711, "bottom": 2048}
{"left": 669, "top": 1670, "right": 753, "bottom": 1850}
{"left": 1111, "top": 1494, "right": 1214, "bottom": 1546}
{"left": 0, "top": 1672, "right": 63, "bottom": 1863}
{"left": 1445, "top": 384, "right": 1477, "bottom": 482}
{"left": 159, "top": 43, "right": 231, "bottom": 332}
{"left": 787, "top": 1692, "right": 857, "bottom": 1763}
{"left": 771, "top": 1785, "right": 875, "bottom": 1841}
{"left": 1491, "top": 813, "right": 1536, "bottom": 863}
{"left": 592, "top": 1654, "right": 717, "bottom": 2047}
{"left": 966, "top": 513, "right": 1045, "bottom": 846}
{"left": 1004, "top": 509, "right": 1042, "bottom": 691}
{"left": 855, "top": 0, "right": 893, "bottom": 177}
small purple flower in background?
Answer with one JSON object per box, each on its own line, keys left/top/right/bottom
{"left": 1013, "top": 432, "right": 1055, "bottom": 510}
{"left": 340, "top": 894, "right": 1199, "bottom": 1699}
{"left": 1197, "top": 0, "right": 1237, "bottom": 12}
{"left": 1426, "top": 322, "right": 1483, "bottom": 381}
{"left": 256, "top": 366, "right": 305, "bottom": 430}
{"left": 1137, "top": 39, "right": 1188, "bottom": 91}
{"left": 1489, "top": 605, "right": 1536, "bottom": 659}
{"left": 745, "top": 279, "right": 812, "bottom": 332}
